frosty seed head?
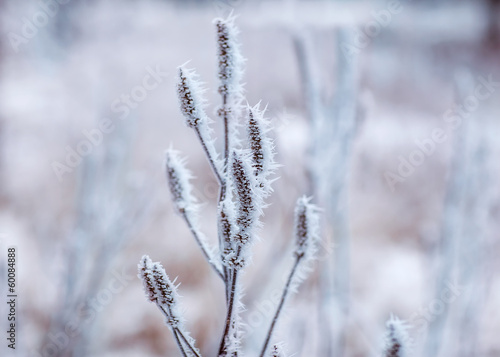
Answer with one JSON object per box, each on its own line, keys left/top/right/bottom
{"left": 383, "top": 315, "right": 411, "bottom": 357}
{"left": 294, "top": 196, "right": 320, "bottom": 259}
{"left": 231, "top": 151, "right": 256, "bottom": 241}
{"left": 165, "top": 149, "right": 195, "bottom": 215}
{"left": 246, "top": 104, "right": 277, "bottom": 194}
{"left": 138, "top": 255, "right": 156, "bottom": 302}
{"left": 214, "top": 15, "right": 243, "bottom": 100}
{"left": 177, "top": 66, "right": 207, "bottom": 128}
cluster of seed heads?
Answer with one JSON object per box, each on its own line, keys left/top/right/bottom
{"left": 138, "top": 255, "right": 181, "bottom": 328}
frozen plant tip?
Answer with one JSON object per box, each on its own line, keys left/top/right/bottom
{"left": 165, "top": 149, "right": 224, "bottom": 279}
{"left": 231, "top": 150, "right": 261, "bottom": 251}
{"left": 246, "top": 104, "right": 277, "bottom": 194}
{"left": 259, "top": 197, "right": 320, "bottom": 357}
{"left": 215, "top": 15, "right": 244, "bottom": 103}
{"left": 138, "top": 256, "right": 201, "bottom": 357}
{"left": 294, "top": 196, "right": 320, "bottom": 261}
{"left": 165, "top": 149, "right": 195, "bottom": 215}
{"left": 177, "top": 66, "right": 207, "bottom": 128}
{"left": 383, "top": 316, "right": 411, "bottom": 357}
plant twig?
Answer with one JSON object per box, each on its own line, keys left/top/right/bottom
{"left": 194, "top": 126, "right": 223, "bottom": 184}
{"left": 181, "top": 210, "right": 224, "bottom": 280}
{"left": 259, "top": 256, "right": 301, "bottom": 357}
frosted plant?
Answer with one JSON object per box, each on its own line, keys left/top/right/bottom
{"left": 138, "top": 255, "right": 201, "bottom": 357}
{"left": 259, "top": 197, "right": 320, "bottom": 357}
{"left": 382, "top": 316, "right": 411, "bottom": 357}
{"left": 165, "top": 149, "right": 223, "bottom": 279}
{"left": 138, "top": 15, "right": 319, "bottom": 357}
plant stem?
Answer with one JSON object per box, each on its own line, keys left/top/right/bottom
{"left": 259, "top": 256, "right": 302, "bottom": 357}
{"left": 218, "top": 267, "right": 239, "bottom": 357}
{"left": 176, "top": 328, "right": 202, "bottom": 357}
{"left": 181, "top": 210, "right": 224, "bottom": 280}
{"left": 195, "top": 126, "right": 223, "bottom": 184}
{"left": 173, "top": 329, "right": 189, "bottom": 357}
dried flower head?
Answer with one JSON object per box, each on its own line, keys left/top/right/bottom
{"left": 138, "top": 255, "right": 156, "bottom": 302}
{"left": 246, "top": 103, "right": 276, "bottom": 193}
{"left": 214, "top": 15, "right": 244, "bottom": 101}
{"left": 383, "top": 315, "right": 411, "bottom": 357}
{"left": 230, "top": 150, "right": 260, "bottom": 247}
{"left": 165, "top": 149, "right": 195, "bottom": 214}
{"left": 151, "top": 262, "right": 181, "bottom": 328}
{"left": 177, "top": 66, "right": 207, "bottom": 128}
{"left": 294, "top": 196, "right": 320, "bottom": 259}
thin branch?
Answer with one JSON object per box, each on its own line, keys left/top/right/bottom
{"left": 218, "top": 267, "right": 239, "bottom": 357}
{"left": 173, "top": 329, "right": 189, "bottom": 357}
{"left": 259, "top": 256, "right": 302, "bottom": 357}
{"left": 181, "top": 210, "right": 224, "bottom": 280}
{"left": 176, "top": 328, "right": 202, "bottom": 357}
{"left": 194, "top": 126, "right": 223, "bottom": 184}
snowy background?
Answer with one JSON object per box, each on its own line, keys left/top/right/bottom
{"left": 0, "top": 0, "right": 499, "bottom": 356}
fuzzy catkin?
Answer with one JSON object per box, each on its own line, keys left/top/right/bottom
{"left": 246, "top": 104, "right": 276, "bottom": 194}
{"left": 215, "top": 16, "right": 244, "bottom": 102}
{"left": 138, "top": 255, "right": 156, "bottom": 302}
{"left": 177, "top": 66, "right": 207, "bottom": 128}
{"left": 231, "top": 151, "right": 257, "bottom": 246}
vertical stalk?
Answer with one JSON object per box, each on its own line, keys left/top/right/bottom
{"left": 259, "top": 257, "right": 301, "bottom": 357}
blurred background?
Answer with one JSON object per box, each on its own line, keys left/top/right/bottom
{"left": 0, "top": 0, "right": 499, "bottom": 356}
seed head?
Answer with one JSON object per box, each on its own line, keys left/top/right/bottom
{"left": 165, "top": 149, "right": 195, "bottom": 215}
{"left": 177, "top": 66, "right": 207, "bottom": 128}
{"left": 138, "top": 255, "right": 156, "bottom": 302}
{"left": 294, "top": 196, "right": 320, "bottom": 259}
{"left": 214, "top": 15, "right": 244, "bottom": 100}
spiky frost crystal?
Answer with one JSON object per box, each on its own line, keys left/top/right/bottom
{"left": 177, "top": 66, "right": 207, "bottom": 128}
{"left": 215, "top": 16, "right": 244, "bottom": 101}
{"left": 138, "top": 256, "right": 181, "bottom": 328}
{"left": 231, "top": 151, "right": 261, "bottom": 246}
{"left": 383, "top": 316, "right": 410, "bottom": 357}
{"left": 246, "top": 104, "right": 276, "bottom": 194}
{"left": 165, "top": 149, "right": 195, "bottom": 214}
{"left": 138, "top": 255, "right": 156, "bottom": 302}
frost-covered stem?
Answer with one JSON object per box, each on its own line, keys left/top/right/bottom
{"left": 194, "top": 126, "right": 223, "bottom": 185}
{"left": 218, "top": 267, "right": 240, "bottom": 357}
{"left": 176, "top": 327, "right": 202, "bottom": 357}
{"left": 172, "top": 329, "right": 189, "bottom": 357}
{"left": 181, "top": 210, "right": 224, "bottom": 280}
{"left": 259, "top": 256, "right": 301, "bottom": 357}
{"left": 157, "top": 304, "right": 193, "bottom": 357}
